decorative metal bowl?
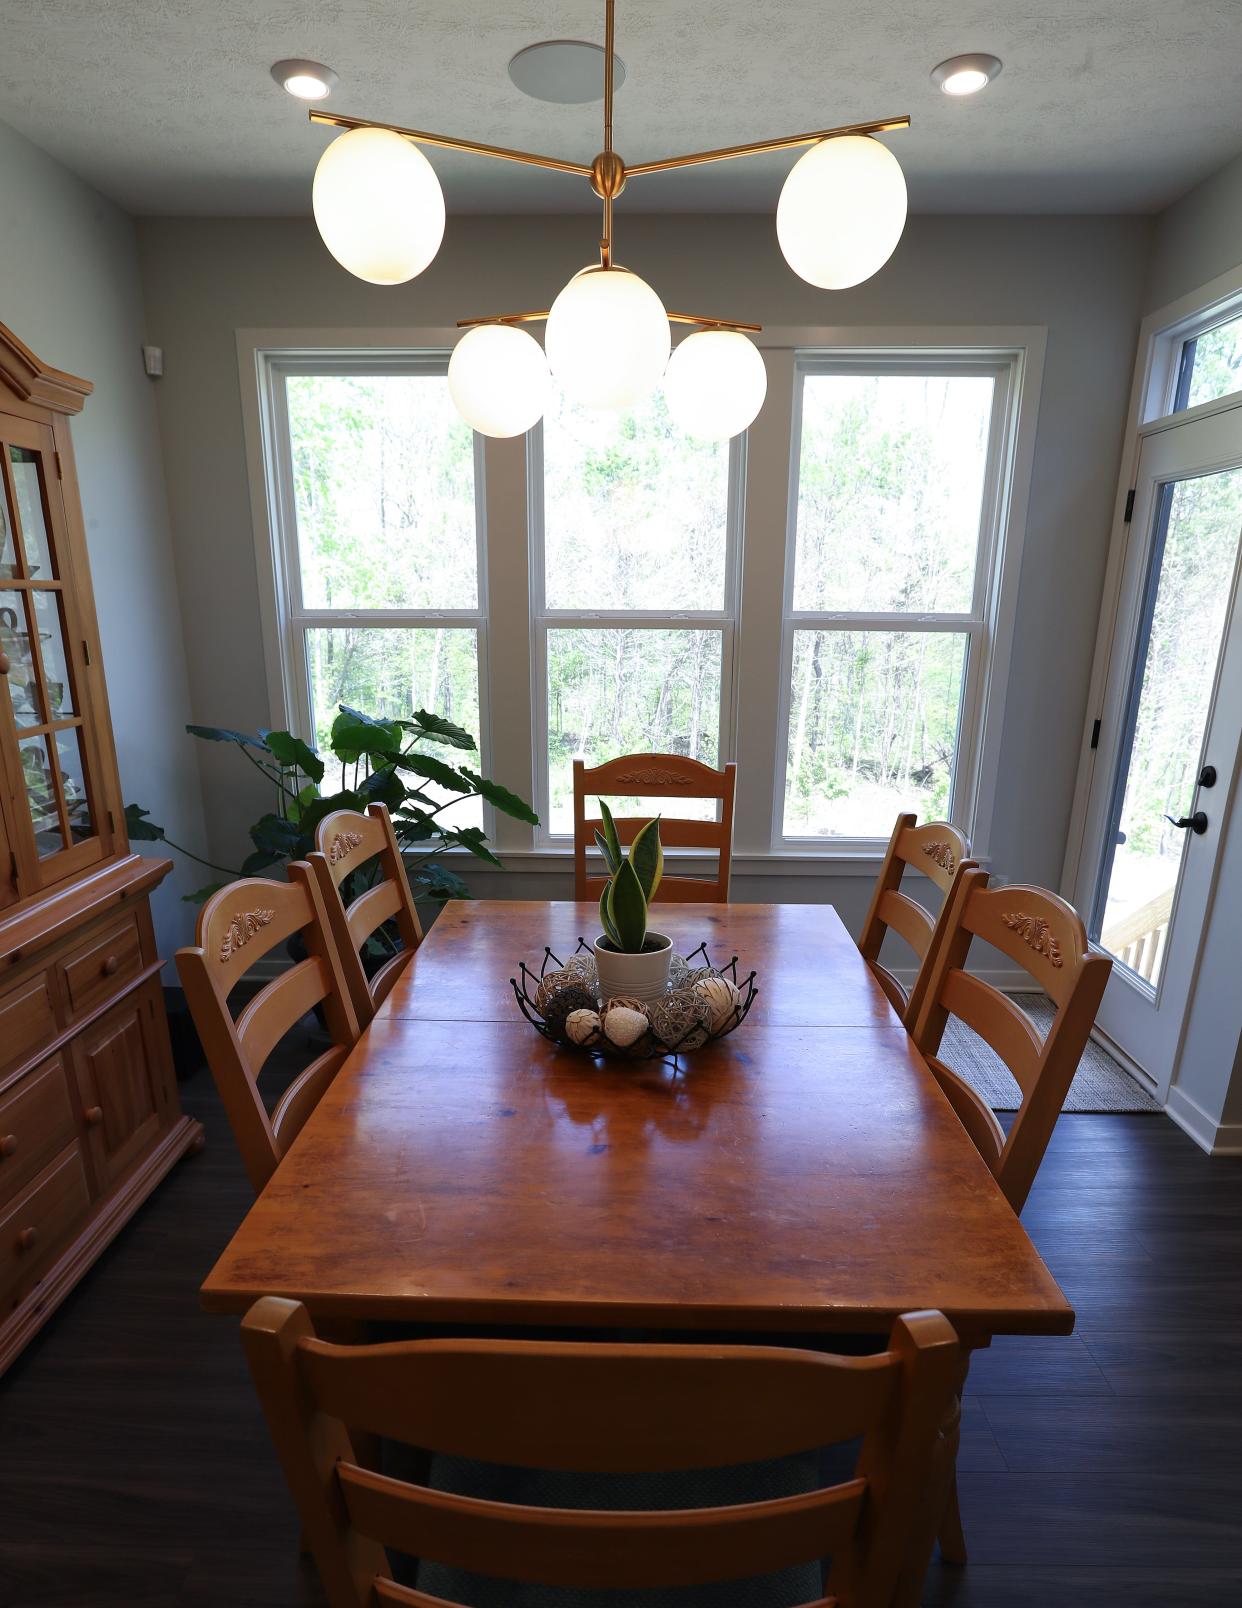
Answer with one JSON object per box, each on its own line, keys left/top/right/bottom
{"left": 511, "top": 939, "right": 758, "bottom": 1065}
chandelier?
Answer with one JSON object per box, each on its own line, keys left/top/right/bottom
{"left": 307, "top": 1, "right": 910, "bottom": 440}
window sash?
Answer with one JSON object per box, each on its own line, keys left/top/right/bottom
{"left": 773, "top": 353, "right": 1016, "bottom": 849}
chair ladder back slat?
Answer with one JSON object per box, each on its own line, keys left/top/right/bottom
{"left": 298, "top": 1339, "right": 897, "bottom": 1470}
{"left": 875, "top": 889, "right": 936, "bottom": 960}
{"left": 338, "top": 1464, "right": 866, "bottom": 1591}
{"left": 939, "top": 969, "right": 1043, "bottom": 1097}
{"left": 269, "top": 1044, "right": 353, "bottom": 1156}
{"left": 346, "top": 879, "right": 403, "bottom": 950}
{"left": 573, "top": 755, "right": 736, "bottom": 903}
{"left": 924, "top": 1056, "right": 1006, "bottom": 1173}
{"left": 235, "top": 956, "right": 332, "bottom": 1077}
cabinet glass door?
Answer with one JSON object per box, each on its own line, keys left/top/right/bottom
{"left": 0, "top": 417, "right": 107, "bottom": 891}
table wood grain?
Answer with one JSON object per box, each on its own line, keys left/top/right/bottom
{"left": 201, "top": 901, "right": 1073, "bottom": 1338}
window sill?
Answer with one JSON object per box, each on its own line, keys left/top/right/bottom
{"left": 460, "top": 847, "right": 890, "bottom": 877}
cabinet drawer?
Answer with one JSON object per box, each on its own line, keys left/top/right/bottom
{"left": 0, "top": 1057, "right": 76, "bottom": 1204}
{"left": 0, "top": 972, "right": 58, "bottom": 1076}
{"left": 58, "top": 914, "right": 142, "bottom": 1019}
{"left": 1, "top": 1144, "right": 91, "bottom": 1312}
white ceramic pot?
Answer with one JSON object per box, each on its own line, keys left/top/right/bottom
{"left": 593, "top": 930, "right": 672, "bottom": 1006}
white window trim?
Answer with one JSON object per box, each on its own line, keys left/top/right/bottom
{"left": 526, "top": 417, "right": 745, "bottom": 846}
{"left": 238, "top": 325, "right": 1044, "bottom": 869}
{"left": 1062, "top": 263, "right": 1242, "bottom": 900}
{"left": 769, "top": 345, "right": 1038, "bottom": 858}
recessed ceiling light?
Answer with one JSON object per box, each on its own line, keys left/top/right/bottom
{"left": 508, "top": 39, "right": 626, "bottom": 104}
{"left": 930, "top": 53, "right": 1002, "bottom": 96}
{"left": 271, "top": 59, "right": 339, "bottom": 101}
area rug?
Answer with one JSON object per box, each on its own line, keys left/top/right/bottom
{"left": 941, "top": 991, "right": 1160, "bottom": 1113}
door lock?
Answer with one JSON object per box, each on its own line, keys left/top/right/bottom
{"left": 1198, "top": 764, "right": 1217, "bottom": 788}
{"left": 1166, "top": 811, "right": 1209, "bottom": 835}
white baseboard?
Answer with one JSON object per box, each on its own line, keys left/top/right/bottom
{"left": 1164, "top": 1082, "right": 1242, "bottom": 1155}
{"left": 1084, "top": 1021, "right": 1161, "bottom": 1098}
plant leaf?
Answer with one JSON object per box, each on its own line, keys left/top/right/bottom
{"left": 357, "top": 766, "right": 405, "bottom": 808}
{"left": 393, "top": 808, "right": 440, "bottom": 844}
{"left": 414, "top": 862, "right": 472, "bottom": 901}
{"left": 186, "top": 723, "right": 266, "bottom": 749}
{"left": 240, "top": 848, "right": 282, "bottom": 875}
{"left": 296, "top": 791, "right": 361, "bottom": 839}
{"left": 397, "top": 753, "right": 472, "bottom": 793}
{"left": 182, "top": 881, "right": 226, "bottom": 904}
{"left": 630, "top": 816, "right": 664, "bottom": 902}
{"left": 402, "top": 708, "right": 477, "bottom": 750}
{"left": 599, "top": 882, "right": 620, "bottom": 948}
{"left": 125, "top": 803, "right": 165, "bottom": 842}
{"left": 260, "top": 729, "right": 325, "bottom": 783}
{"left": 609, "top": 858, "right": 648, "bottom": 953}
{"left": 594, "top": 828, "right": 620, "bottom": 876}
{"left": 459, "top": 768, "right": 539, "bottom": 824}
{"left": 331, "top": 709, "right": 401, "bottom": 763}
{"left": 599, "top": 799, "right": 622, "bottom": 873}
{"left": 248, "top": 813, "right": 305, "bottom": 860}
{"left": 443, "top": 826, "right": 503, "bottom": 867}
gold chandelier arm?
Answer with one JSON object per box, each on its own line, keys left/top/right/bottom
{"left": 455, "top": 308, "right": 763, "bottom": 334}
{"left": 625, "top": 113, "right": 911, "bottom": 177}
{"left": 308, "top": 110, "right": 593, "bottom": 178}
{"left": 456, "top": 310, "right": 551, "bottom": 329}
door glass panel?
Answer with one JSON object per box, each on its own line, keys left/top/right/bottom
{"left": 1177, "top": 314, "right": 1242, "bottom": 412}
{"left": 55, "top": 726, "right": 94, "bottom": 843}
{"left": 1093, "top": 468, "right": 1242, "bottom": 984}
{"left": 8, "top": 448, "right": 55, "bottom": 578}
{"left": 19, "top": 733, "right": 65, "bottom": 856}
{"left": 31, "top": 587, "right": 76, "bottom": 718}
{"left": 0, "top": 594, "right": 43, "bottom": 725}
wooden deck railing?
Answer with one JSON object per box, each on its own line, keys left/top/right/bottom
{"left": 1101, "top": 886, "right": 1174, "bottom": 982}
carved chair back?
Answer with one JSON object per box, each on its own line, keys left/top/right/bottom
{"left": 572, "top": 754, "right": 737, "bottom": 903}
{"left": 308, "top": 804, "right": 423, "bottom": 1027}
{"left": 242, "top": 1295, "right": 960, "bottom": 1608}
{"left": 175, "top": 864, "right": 361, "bottom": 1193}
{"left": 857, "top": 815, "right": 977, "bottom": 1026}
{"left": 909, "top": 869, "right": 1112, "bottom": 1212}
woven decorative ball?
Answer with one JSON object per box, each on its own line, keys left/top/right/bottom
{"left": 602, "top": 995, "right": 650, "bottom": 1020}
{"left": 565, "top": 1007, "right": 603, "bottom": 1047}
{"left": 600, "top": 1003, "right": 650, "bottom": 1050}
{"left": 650, "top": 987, "right": 712, "bottom": 1051}
{"left": 694, "top": 975, "right": 742, "bottom": 1035}
{"left": 534, "top": 967, "right": 577, "bottom": 1014}
{"left": 562, "top": 953, "right": 598, "bottom": 990}
{"left": 668, "top": 953, "right": 691, "bottom": 988}
{"left": 542, "top": 985, "right": 601, "bottom": 1043}
{"left": 684, "top": 963, "right": 721, "bottom": 986}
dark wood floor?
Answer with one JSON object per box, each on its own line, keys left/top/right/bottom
{"left": 2, "top": 1038, "right": 1241, "bottom": 1606}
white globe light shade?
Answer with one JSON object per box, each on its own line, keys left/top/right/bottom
{"left": 663, "top": 330, "right": 768, "bottom": 441}
{"left": 544, "top": 266, "right": 670, "bottom": 409}
{"left": 776, "top": 134, "right": 908, "bottom": 290}
{"left": 448, "top": 324, "right": 552, "bottom": 438}
{"left": 312, "top": 127, "right": 446, "bottom": 285}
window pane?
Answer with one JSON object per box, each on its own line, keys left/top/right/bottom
{"left": 306, "top": 626, "right": 481, "bottom": 829}
{"left": 546, "top": 628, "right": 722, "bottom": 835}
{"left": 8, "top": 448, "right": 56, "bottom": 578}
{"left": 286, "top": 374, "right": 477, "bottom": 611}
{"left": 1179, "top": 314, "right": 1242, "bottom": 411}
{"left": 783, "top": 629, "right": 968, "bottom": 838}
{"left": 542, "top": 389, "right": 728, "bottom": 611}
{"left": 32, "top": 587, "right": 76, "bottom": 718}
{"left": 793, "top": 373, "right": 994, "bottom": 614}
{"left": 55, "top": 726, "right": 95, "bottom": 844}
{"left": 20, "top": 733, "right": 65, "bottom": 856}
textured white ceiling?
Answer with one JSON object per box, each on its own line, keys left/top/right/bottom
{"left": 1, "top": 1, "right": 1240, "bottom": 216}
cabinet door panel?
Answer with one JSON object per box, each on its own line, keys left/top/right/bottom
{"left": 73, "top": 982, "right": 170, "bottom": 1192}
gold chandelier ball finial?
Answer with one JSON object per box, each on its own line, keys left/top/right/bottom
{"left": 663, "top": 329, "right": 768, "bottom": 442}
{"left": 776, "top": 134, "right": 908, "bottom": 290}
{"left": 313, "top": 127, "right": 446, "bottom": 285}
{"left": 544, "top": 266, "right": 671, "bottom": 410}
{"left": 448, "top": 323, "right": 552, "bottom": 437}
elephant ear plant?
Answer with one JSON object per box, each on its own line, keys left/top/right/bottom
{"left": 592, "top": 803, "right": 672, "bottom": 1004}
{"left": 127, "top": 706, "right": 538, "bottom": 956}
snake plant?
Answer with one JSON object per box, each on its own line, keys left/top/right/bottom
{"left": 595, "top": 802, "right": 664, "bottom": 953}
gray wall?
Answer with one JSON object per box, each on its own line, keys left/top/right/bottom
{"left": 1144, "top": 148, "right": 1242, "bottom": 313}
{"left": 134, "top": 211, "right": 1150, "bottom": 938}
{"left": 0, "top": 118, "right": 206, "bottom": 955}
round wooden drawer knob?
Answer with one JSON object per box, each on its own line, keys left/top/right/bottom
{"left": 85, "top": 1106, "right": 103, "bottom": 1127}
{"left": 0, "top": 1134, "right": 17, "bottom": 1158}
{"left": 101, "top": 955, "right": 121, "bottom": 977}
{"left": 0, "top": 650, "right": 10, "bottom": 675}
{"left": 17, "top": 1226, "right": 37, "bottom": 1253}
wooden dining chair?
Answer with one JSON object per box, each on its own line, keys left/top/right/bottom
{"left": 572, "top": 753, "right": 737, "bottom": 902}
{"left": 857, "top": 814, "right": 977, "bottom": 1027}
{"left": 175, "top": 865, "right": 361, "bottom": 1194}
{"left": 242, "top": 1295, "right": 960, "bottom": 1608}
{"left": 308, "top": 803, "right": 424, "bottom": 1027}
{"left": 909, "top": 869, "right": 1113, "bottom": 1215}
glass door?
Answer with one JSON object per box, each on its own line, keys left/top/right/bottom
{"left": 1081, "top": 404, "right": 1242, "bottom": 1093}
{"left": 0, "top": 412, "right": 109, "bottom": 894}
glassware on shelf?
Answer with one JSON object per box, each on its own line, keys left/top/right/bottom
{"left": 19, "top": 733, "right": 65, "bottom": 857}
{"left": 32, "top": 588, "right": 74, "bottom": 716}
{"left": 55, "top": 727, "right": 94, "bottom": 843}
{"left": 1, "top": 601, "right": 43, "bottom": 725}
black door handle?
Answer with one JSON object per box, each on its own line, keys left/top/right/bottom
{"left": 1166, "top": 811, "right": 1208, "bottom": 834}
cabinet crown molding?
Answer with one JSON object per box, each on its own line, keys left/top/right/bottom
{"left": 0, "top": 320, "right": 93, "bottom": 415}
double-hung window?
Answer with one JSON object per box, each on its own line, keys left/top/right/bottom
{"left": 268, "top": 357, "right": 486, "bottom": 825}
{"left": 530, "top": 387, "right": 741, "bottom": 839}
{"left": 777, "top": 354, "right": 1016, "bottom": 848}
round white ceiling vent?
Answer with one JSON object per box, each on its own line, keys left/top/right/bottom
{"left": 508, "top": 39, "right": 627, "bottom": 104}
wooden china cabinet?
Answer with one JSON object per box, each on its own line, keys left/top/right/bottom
{"left": 0, "top": 321, "right": 202, "bottom": 1374}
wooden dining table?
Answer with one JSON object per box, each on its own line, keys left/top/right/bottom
{"left": 201, "top": 899, "right": 1073, "bottom": 1347}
